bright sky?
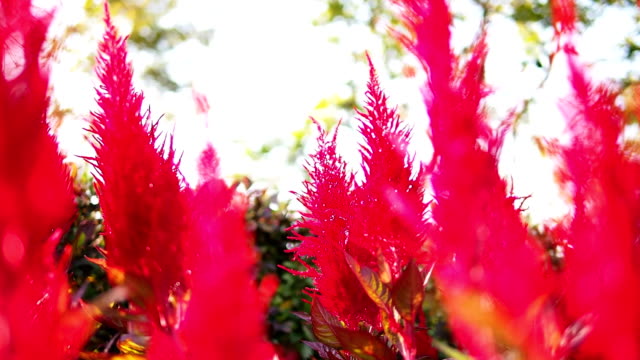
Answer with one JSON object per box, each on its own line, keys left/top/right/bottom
{"left": 46, "top": 0, "right": 640, "bottom": 224}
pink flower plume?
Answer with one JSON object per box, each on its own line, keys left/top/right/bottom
{"left": 552, "top": 0, "right": 640, "bottom": 356}
{"left": 0, "top": 1, "right": 91, "bottom": 358}
{"left": 89, "top": 3, "right": 190, "bottom": 329}
{"left": 395, "top": 0, "right": 557, "bottom": 357}
{"left": 289, "top": 59, "right": 430, "bottom": 330}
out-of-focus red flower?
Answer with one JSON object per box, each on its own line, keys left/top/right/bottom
{"left": 551, "top": 0, "right": 577, "bottom": 36}
{"left": 258, "top": 273, "right": 280, "bottom": 310}
{"left": 551, "top": 0, "right": 640, "bottom": 357}
{"left": 394, "top": 0, "right": 558, "bottom": 357}
{"left": 89, "top": 4, "right": 191, "bottom": 329}
{"left": 191, "top": 88, "right": 211, "bottom": 116}
{"left": 5, "top": 234, "right": 94, "bottom": 360}
{"left": 289, "top": 58, "right": 430, "bottom": 335}
{"left": 146, "top": 144, "right": 276, "bottom": 360}
{"left": 0, "top": 1, "right": 92, "bottom": 358}
{"left": 147, "top": 261, "right": 276, "bottom": 360}
{"left": 0, "top": 0, "right": 75, "bottom": 278}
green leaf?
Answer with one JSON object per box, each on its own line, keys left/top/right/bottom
{"left": 333, "top": 327, "right": 396, "bottom": 360}
{"left": 432, "top": 340, "right": 473, "bottom": 360}
{"left": 391, "top": 259, "right": 425, "bottom": 322}
{"left": 344, "top": 252, "right": 391, "bottom": 310}
{"left": 311, "top": 298, "right": 343, "bottom": 349}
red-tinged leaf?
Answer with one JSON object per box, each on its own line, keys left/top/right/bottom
{"left": 293, "top": 311, "right": 312, "bottom": 322}
{"left": 391, "top": 259, "right": 425, "bottom": 322}
{"left": 303, "top": 341, "right": 347, "bottom": 360}
{"left": 344, "top": 252, "right": 391, "bottom": 310}
{"left": 333, "top": 327, "right": 396, "bottom": 360}
{"left": 311, "top": 298, "right": 343, "bottom": 349}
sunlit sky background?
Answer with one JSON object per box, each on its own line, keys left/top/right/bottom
{"left": 43, "top": 0, "right": 640, "bottom": 223}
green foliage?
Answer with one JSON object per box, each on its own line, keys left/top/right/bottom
{"left": 83, "top": 0, "right": 213, "bottom": 91}
{"left": 245, "top": 181, "right": 316, "bottom": 359}
{"left": 60, "top": 168, "right": 118, "bottom": 354}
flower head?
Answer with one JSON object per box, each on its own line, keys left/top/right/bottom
{"left": 0, "top": 1, "right": 91, "bottom": 358}
{"left": 89, "top": 4, "right": 190, "bottom": 329}
{"left": 551, "top": 0, "right": 640, "bottom": 356}
{"left": 395, "top": 0, "right": 556, "bottom": 357}
{"left": 146, "top": 144, "right": 276, "bottom": 360}
{"left": 290, "top": 59, "right": 430, "bottom": 333}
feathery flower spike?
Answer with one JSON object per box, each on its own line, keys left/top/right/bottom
{"left": 552, "top": 0, "right": 640, "bottom": 357}
{"left": 290, "top": 59, "right": 431, "bottom": 359}
{"left": 394, "top": 0, "right": 557, "bottom": 357}
{"left": 0, "top": 1, "right": 92, "bottom": 358}
{"left": 146, "top": 144, "right": 276, "bottom": 360}
{"left": 89, "top": 3, "right": 190, "bottom": 330}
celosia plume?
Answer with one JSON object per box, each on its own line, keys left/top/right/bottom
{"left": 394, "top": 0, "right": 557, "bottom": 357}
{"left": 91, "top": 7, "right": 275, "bottom": 357}
{"left": 290, "top": 59, "right": 431, "bottom": 358}
{"left": 0, "top": 0, "right": 74, "bottom": 277}
{"left": 146, "top": 144, "right": 276, "bottom": 360}
{"left": 291, "top": 121, "right": 378, "bottom": 328}
{"left": 89, "top": 4, "right": 190, "bottom": 329}
{"left": 352, "top": 56, "right": 429, "bottom": 276}
{"left": 551, "top": 0, "right": 640, "bottom": 357}
{"left": 0, "top": 1, "right": 91, "bottom": 358}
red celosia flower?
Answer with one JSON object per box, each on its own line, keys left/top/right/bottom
{"left": 146, "top": 144, "right": 276, "bottom": 360}
{"left": 290, "top": 58, "right": 429, "bottom": 331}
{"left": 89, "top": 4, "right": 190, "bottom": 329}
{"left": 91, "top": 8, "right": 275, "bottom": 357}
{"left": 394, "top": 0, "right": 557, "bottom": 357}
{"left": 0, "top": 1, "right": 92, "bottom": 358}
{"left": 551, "top": 0, "right": 640, "bottom": 357}
{"left": 290, "top": 120, "right": 378, "bottom": 328}
{"left": 352, "top": 56, "right": 430, "bottom": 276}
{"left": 0, "top": 0, "right": 75, "bottom": 274}
{"left": 550, "top": 0, "right": 577, "bottom": 36}
{"left": 5, "top": 233, "right": 94, "bottom": 360}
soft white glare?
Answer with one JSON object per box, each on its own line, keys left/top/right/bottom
{"left": 49, "top": 1, "right": 640, "bottom": 224}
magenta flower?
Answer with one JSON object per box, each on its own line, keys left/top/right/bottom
{"left": 290, "top": 58, "right": 431, "bottom": 359}
{"left": 90, "top": 7, "right": 275, "bottom": 358}
{"left": 89, "top": 4, "right": 191, "bottom": 329}
{"left": 146, "top": 144, "right": 276, "bottom": 360}
{"left": 0, "top": 1, "right": 92, "bottom": 358}
{"left": 552, "top": 0, "right": 640, "bottom": 357}
{"left": 395, "top": 0, "right": 558, "bottom": 357}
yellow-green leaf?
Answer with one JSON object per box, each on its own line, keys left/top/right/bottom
{"left": 344, "top": 252, "right": 391, "bottom": 309}
{"left": 334, "top": 327, "right": 396, "bottom": 360}
{"left": 311, "top": 298, "right": 343, "bottom": 349}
